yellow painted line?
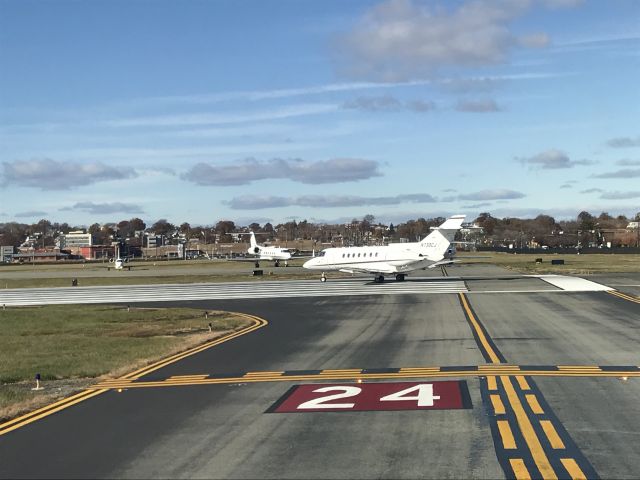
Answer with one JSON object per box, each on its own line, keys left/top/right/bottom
{"left": 525, "top": 394, "right": 544, "bottom": 415}
{"left": 479, "top": 364, "right": 519, "bottom": 370}
{"left": 501, "top": 376, "right": 557, "bottom": 480}
{"left": 490, "top": 394, "right": 506, "bottom": 415}
{"left": 398, "top": 368, "right": 440, "bottom": 372}
{"left": 0, "top": 389, "right": 96, "bottom": 432}
{"left": 121, "top": 313, "right": 267, "bottom": 380}
{"left": 515, "top": 376, "right": 530, "bottom": 391}
{"left": 608, "top": 290, "right": 640, "bottom": 304}
{"left": 540, "top": 420, "right": 565, "bottom": 449}
{"left": 497, "top": 420, "right": 517, "bottom": 449}
{"left": 168, "top": 375, "right": 209, "bottom": 380}
{"left": 560, "top": 458, "right": 587, "bottom": 480}
{"left": 0, "top": 313, "right": 268, "bottom": 437}
{"left": 558, "top": 365, "right": 600, "bottom": 371}
{"left": 459, "top": 293, "right": 501, "bottom": 364}
{"left": 509, "top": 458, "right": 532, "bottom": 480}
{"left": 320, "top": 369, "right": 362, "bottom": 374}
{"left": 487, "top": 376, "right": 498, "bottom": 390}
{"left": 0, "top": 389, "right": 107, "bottom": 437}
{"left": 92, "top": 369, "right": 640, "bottom": 390}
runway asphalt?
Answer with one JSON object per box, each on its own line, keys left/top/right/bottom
{"left": 0, "top": 265, "right": 639, "bottom": 479}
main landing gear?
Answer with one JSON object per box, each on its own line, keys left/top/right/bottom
{"left": 395, "top": 274, "right": 406, "bottom": 282}
{"left": 274, "top": 260, "right": 280, "bottom": 267}
{"left": 374, "top": 275, "right": 385, "bottom": 283}
{"left": 255, "top": 261, "right": 260, "bottom": 268}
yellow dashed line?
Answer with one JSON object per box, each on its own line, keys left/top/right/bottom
{"left": 509, "top": 458, "right": 532, "bottom": 480}
{"left": 498, "top": 420, "right": 517, "bottom": 449}
{"left": 487, "top": 376, "right": 498, "bottom": 390}
{"left": 501, "top": 376, "right": 557, "bottom": 480}
{"left": 560, "top": 458, "right": 587, "bottom": 480}
{"left": 490, "top": 394, "right": 506, "bottom": 414}
{"left": 540, "top": 420, "right": 565, "bottom": 449}
{"left": 515, "top": 376, "right": 530, "bottom": 390}
{"left": 525, "top": 394, "right": 544, "bottom": 415}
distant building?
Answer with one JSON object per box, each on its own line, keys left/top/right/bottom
{"left": 627, "top": 221, "right": 639, "bottom": 230}
{"left": 59, "top": 231, "right": 93, "bottom": 249}
{"left": 1, "top": 245, "right": 14, "bottom": 263}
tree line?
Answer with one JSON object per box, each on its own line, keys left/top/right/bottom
{"left": 1, "top": 210, "right": 639, "bottom": 249}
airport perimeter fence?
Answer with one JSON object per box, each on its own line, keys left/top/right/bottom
{"left": 476, "top": 246, "right": 640, "bottom": 255}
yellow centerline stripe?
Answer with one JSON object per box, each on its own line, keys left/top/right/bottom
{"left": 487, "top": 376, "right": 498, "bottom": 390}
{"left": 0, "top": 389, "right": 108, "bottom": 436}
{"left": 501, "top": 376, "right": 557, "bottom": 480}
{"left": 509, "top": 458, "right": 532, "bottom": 480}
{"left": 607, "top": 290, "right": 640, "bottom": 304}
{"left": 560, "top": 458, "right": 587, "bottom": 480}
{"left": 459, "top": 293, "right": 501, "bottom": 364}
{"left": 0, "top": 313, "right": 268, "bottom": 436}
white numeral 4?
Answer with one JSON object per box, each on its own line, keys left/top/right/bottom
{"left": 379, "top": 384, "right": 440, "bottom": 406}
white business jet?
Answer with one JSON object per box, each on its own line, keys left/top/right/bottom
{"left": 246, "top": 232, "right": 292, "bottom": 267}
{"left": 303, "top": 215, "right": 465, "bottom": 283}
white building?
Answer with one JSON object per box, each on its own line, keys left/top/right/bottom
{"left": 59, "top": 231, "right": 93, "bottom": 249}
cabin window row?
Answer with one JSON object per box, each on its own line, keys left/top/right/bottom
{"left": 342, "top": 252, "right": 378, "bottom": 258}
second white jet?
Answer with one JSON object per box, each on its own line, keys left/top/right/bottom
{"left": 303, "top": 215, "right": 465, "bottom": 283}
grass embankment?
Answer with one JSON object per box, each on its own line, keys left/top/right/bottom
{"left": 0, "top": 305, "right": 251, "bottom": 420}
{"left": 458, "top": 252, "right": 640, "bottom": 274}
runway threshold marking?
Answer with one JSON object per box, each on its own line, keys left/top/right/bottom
{"left": 90, "top": 365, "right": 640, "bottom": 389}
{"left": 607, "top": 290, "right": 640, "bottom": 304}
{"left": 458, "top": 292, "right": 599, "bottom": 479}
{"left": 0, "top": 312, "right": 268, "bottom": 437}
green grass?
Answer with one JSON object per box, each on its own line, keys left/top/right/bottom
{"left": 0, "top": 305, "right": 249, "bottom": 384}
{"left": 0, "top": 304, "right": 251, "bottom": 420}
{"left": 458, "top": 252, "right": 640, "bottom": 274}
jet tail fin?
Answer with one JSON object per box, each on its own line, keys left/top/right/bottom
{"left": 419, "top": 215, "right": 465, "bottom": 260}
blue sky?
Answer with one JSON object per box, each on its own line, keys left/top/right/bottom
{"left": 1, "top": 0, "right": 639, "bottom": 227}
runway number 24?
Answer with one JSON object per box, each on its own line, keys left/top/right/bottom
{"left": 297, "top": 384, "right": 441, "bottom": 410}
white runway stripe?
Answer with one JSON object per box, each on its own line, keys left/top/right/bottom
{"left": 0, "top": 279, "right": 468, "bottom": 306}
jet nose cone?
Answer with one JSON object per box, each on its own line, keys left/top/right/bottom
{"left": 303, "top": 258, "right": 316, "bottom": 269}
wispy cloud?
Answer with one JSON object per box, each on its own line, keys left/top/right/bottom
{"left": 15, "top": 210, "right": 48, "bottom": 218}
{"left": 225, "top": 193, "right": 437, "bottom": 210}
{"left": 606, "top": 135, "right": 640, "bottom": 148}
{"left": 461, "top": 202, "right": 492, "bottom": 209}
{"left": 580, "top": 188, "right": 603, "bottom": 194}
{"left": 616, "top": 159, "right": 640, "bottom": 166}
{"left": 458, "top": 189, "right": 526, "bottom": 201}
{"left": 599, "top": 191, "right": 640, "bottom": 200}
{"left": 106, "top": 103, "right": 338, "bottom": 128}
{"left": 455, "top": 99, "right": 502, "bottom": 112}
{"left": 60, "top": 202, "right": 144, "bottom": 215}
{"left": 342, "top": 95, "right": 435, "bottom": 112}
{"left": 591, "top": 168, "right": 640, "bottom": 179}
{"left": 182, "top": 158, "right": 382, "bottom": 186}
{"left": 1, "top": 159, "right": 137, "bottom": 190}
{"left": 517, "top": 149, "right": 594, "bottom": 169}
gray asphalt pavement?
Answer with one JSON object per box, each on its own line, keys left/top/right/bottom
{"left": 0, "top": 265, "right": 639, "bottom": 479}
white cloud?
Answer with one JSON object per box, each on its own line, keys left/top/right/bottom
{"left": 60, "top": 202, "right": 144, "bottom": 215}
{"left": 225, "top": 193, "right": 438, "bottom": 210}
{"left": 591, "top": 168, "right": 640, "bottom": 179}
{"left": 606, "top": 136, "right": 640, "bottom": 148}
{"left": 517, "top": 149, "right": 594, "bottom": 169}
{"left": 599, "top": 191, "right": 640, "bottom": 200}
{"left": 458, "top": 189, "right": 526, "bottom": 200}
{"left": 1, "top": 159, "right": 137, "bottom": 190}
{"left": 455, "top": 99, "right": 501, "bottom": 112}
{"left": 334, "top": 0, "right": 548, "bottom": 81}
{"left": 181, "top": 158, "right": 382, "bottom": 186}
{"left": 342, "top": 95, "right": 436, "bottom": 112}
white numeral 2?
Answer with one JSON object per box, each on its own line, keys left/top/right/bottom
{"left": 297, "top": 386, "right": 362, "bottom": 409}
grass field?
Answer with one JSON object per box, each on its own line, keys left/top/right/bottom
{"left": 458, "top": 252, "right": 640, "bottom": 274}
{"left": 0, "top": 305, "right": 251, "bottom": 420}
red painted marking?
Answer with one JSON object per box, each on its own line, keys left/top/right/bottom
{"left": 268, "top": 381, "right": 470, "bottom": 413}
